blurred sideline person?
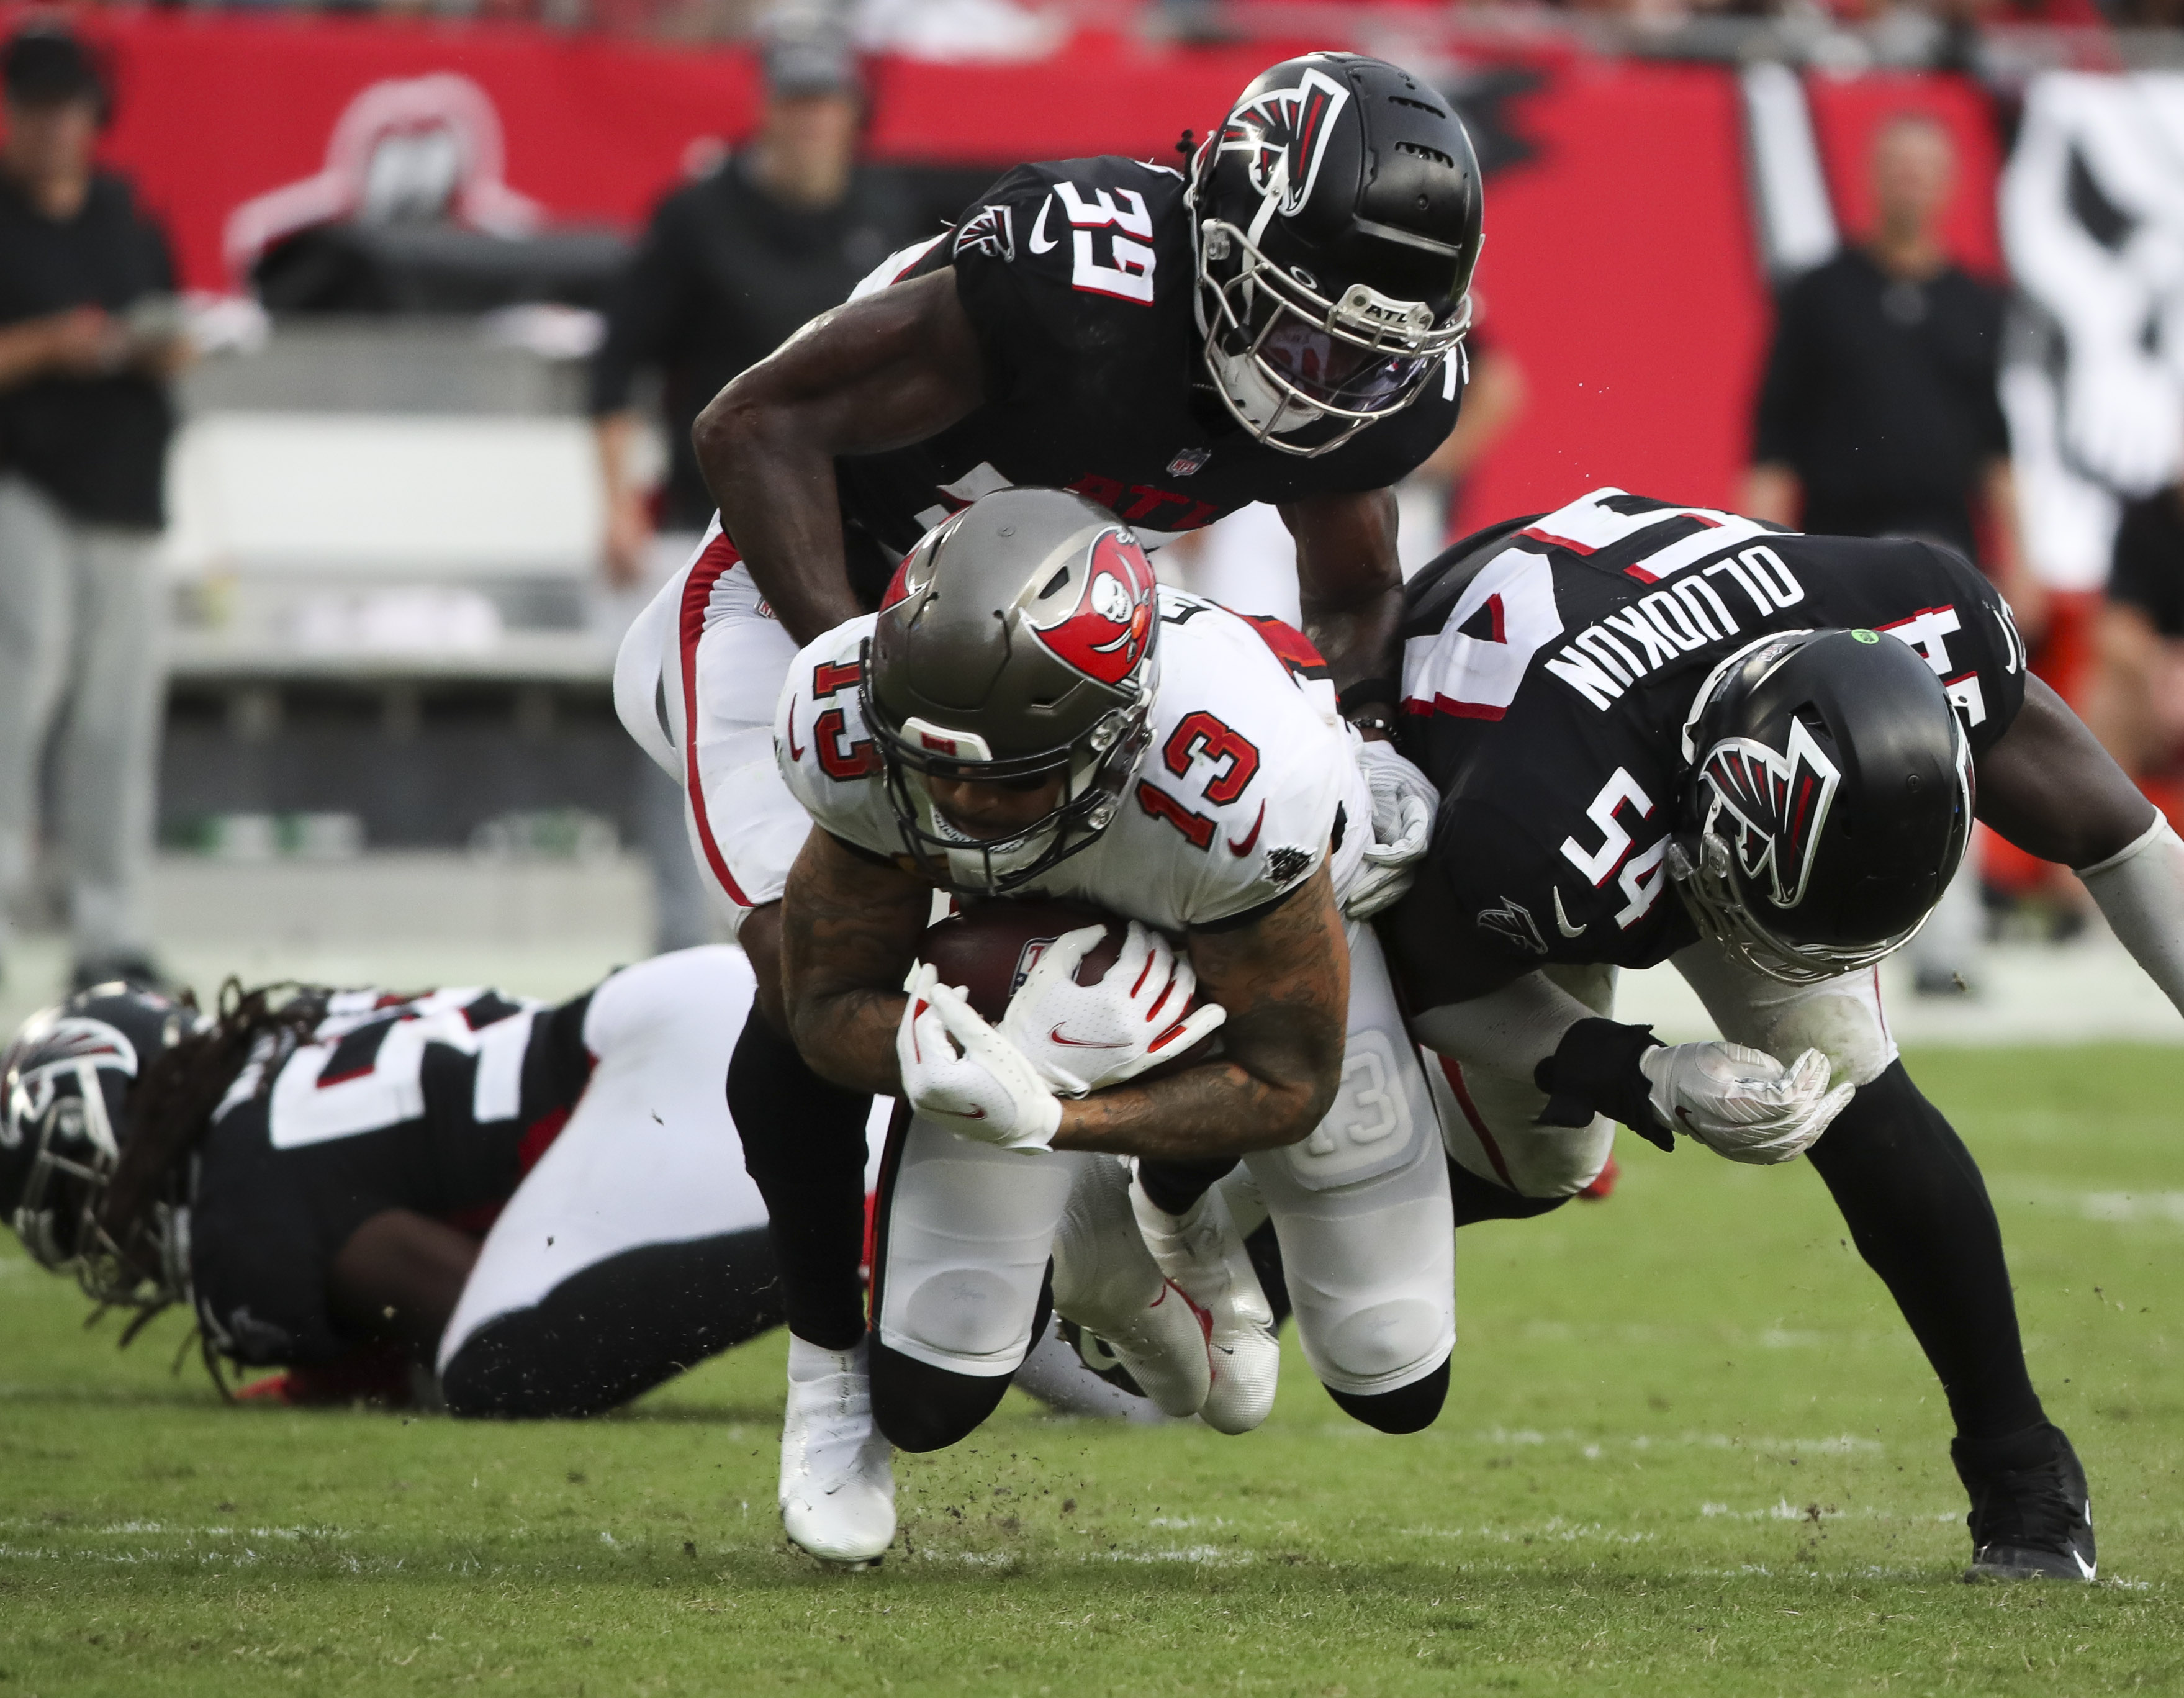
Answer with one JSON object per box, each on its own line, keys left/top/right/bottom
{"left": 1381, "top": 486, "right": 2184, "bottom": 1581}
{"left": 590, "top": 16, "right": 909, "bottom": 954}
{"left": 0, "top": 24, "right": 189, "bottom": 991}
{"left": 2086, "top": 476, "right": 2184, "bottom": 815}
{"left": 1742, "top": 115, "right": 2037, "bottom": 992}
{"left": 1, "top": 949, "right": 1134, "bottom": 1419}
{"left": 617, "top": 53, "right": 1481, "bottom": 1564}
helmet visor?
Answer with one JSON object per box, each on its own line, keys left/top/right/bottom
{"left": 1258, "top": 318, "right": 1434, "bottom": 414}
{"left": 1199, "top": 217, "right": 1468, "bottom": 438}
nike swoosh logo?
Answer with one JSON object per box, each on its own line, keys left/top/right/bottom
{"left": 1553, "top": 887, "right": 1585, "bottom": 937}
{"left": 1227, "top": 802, "right": 1266, "bottom": 858}
{"left": 2073, "top": 1550, "right": 2096, "bottom": 1578}
{"left": 1028, "top": 195, "right": 1057, "bottom": 253}
{"left": 1049, "top": 1026, "right": 1130, "bottom": 1049}
{"left": 785, "top": 699, "right": 805, "bottom": 761}
{"left": 944, "top": 1106, "right": 988, "bottom": 1121}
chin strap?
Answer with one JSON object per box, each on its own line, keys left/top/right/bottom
{"left": 2078, "top": 815, "right": 2184, "bottom": 1016}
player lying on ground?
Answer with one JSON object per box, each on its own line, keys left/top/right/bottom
{"left": 1, "top": 949, "right": 1127, "bottom": 1418}
{"left": 1377, "top": 485, "right": 2184, "bottom": 1583}
{"left": 614, "top": 51, "right": 1479, "bottom": 1563}
{"left": 0, "top": 949, "right": 842, "bottom": 1412}
{"left": 771, "top": 487, "right": 1474, "bottom": 1563}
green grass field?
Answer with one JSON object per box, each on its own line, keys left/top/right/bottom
{"left": 1, "top": 1047, "right": 2178, "bottom": 1696}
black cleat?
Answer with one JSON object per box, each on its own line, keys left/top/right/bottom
{"left": 1952, "top": 1422, "right": 2096, "bottom": 1582}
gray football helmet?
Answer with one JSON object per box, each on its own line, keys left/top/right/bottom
{"left": 865, "top": 488, "right": 1160, "bottom": 893}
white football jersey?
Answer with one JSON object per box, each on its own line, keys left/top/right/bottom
{"left": 776, "top": 589, "right": 1370, "bottom": 931}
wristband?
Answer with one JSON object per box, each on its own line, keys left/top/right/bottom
{"left": 1533, "top": 1017, "right": 1674, "bottom": 1150}
{"left": 1337, "top": 677, "right": 1403, "bottom": 718}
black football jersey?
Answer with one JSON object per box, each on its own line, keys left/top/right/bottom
{"left": 1388, "top": 489, "right": 2029, "bottom": 1005}
{"left": 189, "top": 988, "right": 593, "bottom": 1367}
{"left": 827, "top": 155, "right": 1463, "bottom": 603}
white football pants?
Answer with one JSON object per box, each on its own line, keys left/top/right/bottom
{"left": 870, "top": 922, "right": 1456, "bottom": 1399}
{"left": 440, "top": 947, "right": 888, "bottom": 1371}
{"left": 1428, "top": 942, "right": 1899, "bottom": 1199}
{"left": 615, "top": 523, "right": 806, "bottom": 936}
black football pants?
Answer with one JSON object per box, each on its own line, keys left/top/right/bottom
{"left": 439, "top": 1228, "right": 782, "bottom": 1419}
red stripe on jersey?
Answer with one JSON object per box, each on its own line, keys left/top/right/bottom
{"left": 1623, "top": 565, "right": 1660, "bottom": 584}
{"left": 1427, "top": 692, "right": 1507, "bottom": 722}
{"left": 679, "top": 533, "right": 752, "bottom": 907}
{"left": 517, "top": 1104, "right": 573, "bottom": 1176}
{"left": 1239, "top": 612, "right": 1332, "bottom": 682}
{"left": 1518, "top": 526, "right": 1594, "bottom": 555}
{"left": 1437, "top": 1054, "right": 1518, "bottom": 1190}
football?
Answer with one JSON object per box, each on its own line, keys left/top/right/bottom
{"left": 916, "top": 899, "right": 1219, "bottom": 1075}
{"left": 916, "top": 898, "right": 1127, "bottom": 1024}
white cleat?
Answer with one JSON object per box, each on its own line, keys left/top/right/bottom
{"left": 1051, "top": 1155, "right": 1214, "bottom": 1419}
{"left": 1130, "top": 1171, "right": 1279, "bottom": 1435}
{"left": 778, "top": 1337, "right": 895, "bottom": 1568}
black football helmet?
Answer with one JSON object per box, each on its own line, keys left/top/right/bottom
{"left": 1, "top": 983, "right": 202, "bottom": 1307}
{"left": 1190, "top": 52, "right": 1483, "bottom": 456}
{"left": 1669, "top": 629, "right": 1974, "bottom": 983}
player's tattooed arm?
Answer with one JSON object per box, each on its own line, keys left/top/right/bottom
{"left": 1050, "top": 865, "right": 1350, "bottom": 1160}
{"left": 1975, "top": 675, "right": 2157, "bottom": 868}
{"left": 781, "top": 827, "right": 936, "bottom": 1094}
{"left": 693, "top": 269, "right": 988, "bottom": 646}
{"left": 1283, "top": 488, "right": 1405, "bottom": 734}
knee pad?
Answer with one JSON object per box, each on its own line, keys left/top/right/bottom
{"left": 870, "top": 1339, "right": 1012, "bottom": 1452}
{"left": 1316, "top": 1293, "right": 1451, "bottom": 1394}
{"left": 1677, "top": 943, "right": 1897, "bottom": 1088}
{"left": 1327, "top": 1355, "right": 1449, "bottom": 1434}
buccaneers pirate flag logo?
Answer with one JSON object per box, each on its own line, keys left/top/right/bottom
{"left": 1031, "top": 530, "right": 1157, "bottom": 687}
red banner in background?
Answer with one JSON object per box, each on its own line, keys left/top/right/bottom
{"left": 0, "top": 14, "right": 1999, "bottom": 532}
{"left": 1456, "top": 59, "right": 1769, "bottom": 524}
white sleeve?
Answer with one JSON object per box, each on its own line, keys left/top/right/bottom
{"left": 2079, "top": 815, "right": 2184, "bottom": 1019}
{"left": 614, "top": 567, "right": 685, "bottom": 782}
{"left": 1407, "top": 970, "right": 1599, "bottom": 1082}
{"left": 774, "top": 620, "right": 900, "bottom": 860}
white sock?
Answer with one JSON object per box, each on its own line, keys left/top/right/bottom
{"left": 787, "top": 1334, "right": 865, "bottom": 1384}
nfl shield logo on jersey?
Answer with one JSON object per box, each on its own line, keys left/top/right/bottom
{"left": 1167, "top": 447, "right": 1211, "bottom": 477}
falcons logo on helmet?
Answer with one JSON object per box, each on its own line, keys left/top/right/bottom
{"left": 1031, "top": 530, "right": 1157, "bottom": 688}
{"left": 1218, "top": 65, "right": 1350, "bottom": 218}
{"left": 1698, "top": 720, "right": 1841, "bottom": 911}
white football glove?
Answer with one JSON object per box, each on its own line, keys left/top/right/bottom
{"left": 999, "top": 922, "right": 1228, "bottom": 1096}
{"left": 896, "top": 964, "right": 1062, "bottom": 1152}
{"left": 1346, "top": 734, "right": 1438, "bottom": 920}
{"left": 1638, "top": 1041, "right": 1854, "bottom": 1165}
